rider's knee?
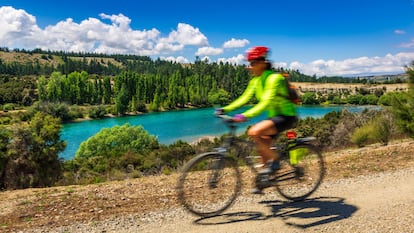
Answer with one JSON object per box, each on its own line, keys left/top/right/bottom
{"left": 247, "top": 127, "right": 260, "bottom": 137}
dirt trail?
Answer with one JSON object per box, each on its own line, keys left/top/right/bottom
{"left": 136, "top": 167, "right": 414, "bottom": 233}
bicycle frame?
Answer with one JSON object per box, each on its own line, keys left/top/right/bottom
{"left": 213, "top": 115, "right": 259, "bottom": 172}
{"left": 214, "top": 114, "right": 318, "bottom": 179}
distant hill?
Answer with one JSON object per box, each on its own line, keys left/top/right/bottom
{"left": 0, "top": 50, "right": 124, "bottom": 68}
{"left": 0, "top": 48, "right": 409, "bottom": 83}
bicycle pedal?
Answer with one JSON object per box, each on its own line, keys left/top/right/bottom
{"left": 255, "top": 175, "right": 271, "bottom": 189}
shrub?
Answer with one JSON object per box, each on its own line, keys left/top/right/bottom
{"left": 351, "top": 125, "right": 373, "bottom": 147}
{"left": 371, "top": 115, "right": 391, "bottom": 145}
{"left": 88, "top": 105, "right": 106, "bottom": 119}
{"left": 2, "top": 103, "right": 14, "bottom": 111}
{"left": 350, "top": 112, "right": 392, "bottom": 147}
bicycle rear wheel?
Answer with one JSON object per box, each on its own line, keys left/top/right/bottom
{"left": 177, "top": 152, "right": 241, "bottom": 217}
{"left": 275, "top": 144, "right": 324, "bottom": 201}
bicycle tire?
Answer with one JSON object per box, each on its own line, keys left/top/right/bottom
{"left": 177, "top": 152, "right": 241, "bottom": 217}
{"left": 275, "top": 144, "right": 325, "bottom": 201}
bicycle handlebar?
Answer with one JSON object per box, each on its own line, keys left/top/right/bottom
{"left": 215, "top": 114, "right": 233, "bottom": 122}
{"left": 215, "top": 114, "right": 239, "bottom": 134}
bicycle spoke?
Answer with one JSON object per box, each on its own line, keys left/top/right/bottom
{"left": 177, "top": 153, "right": 241, "bottom": 217}
{"left": 275, "top": 144, "right": 324, "bottom": 201}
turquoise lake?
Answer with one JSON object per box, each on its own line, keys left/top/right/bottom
{"left": 60, "top": 105, "right": 373, "bottom": 160}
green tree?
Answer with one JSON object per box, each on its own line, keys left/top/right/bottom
{"left": 37, "top": 76, "right": 48, "bottom": 101}
{"left": 0, "top": 126, "right": 10, "bottom": 186}
{"left": 1, "top": 113, "right": 65, "bottom": 189}
{"left": 359, "top": 94, "right": 378, "bottom": 105}
{"left": 115, "top": 83, "right": 129, "bottom": 114}
{"left": 76, "top": 123, "right": 158, "bottom": 159}
{"left": 74, "top": 123, "right": 159, "bottom": 175}
{"left": 378, "top": 93, "right": 394, "bottom": 106}
{"left": 390, "top": 61, "right": 414, "bottom": 137}
{"left": 346, "top": 94, "right": 363, "bottom": 104}
{"left": 103, "top": 76, "right": 112, "bottom": 104}
{"left": 208, "top": 88, "right": 230, "bottom": 105}
{"left": 301, "top": 92, "right": 319, "bottom": 105}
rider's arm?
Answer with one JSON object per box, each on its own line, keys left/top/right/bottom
{"left": 222, "top": 78, "right": 257, "bottom": 113}
{"left": 241, "top": 73, "right": 281, "bottom": 118}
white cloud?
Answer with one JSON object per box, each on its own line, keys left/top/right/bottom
{"left": 0, "top": 7, "right": 208, "bottom": 56}
{"left": 394, "top": 29, "right": 406, "bottom": 35}
{"left": 222, "top": 38, "right": 249, "bottom": 48}
{"left": 165, "top": 23, "right": 209, "bottom": 46}
{"left": 99, "top": 13, "right": 131, "bottom": 30}
{"left": 195, "top": 46, "right": 223, "bottom": 56}
{"left": 200, "top": 56, "right": 211, "bottom": 62}
{"left": 0, "top": 6, "right": 41, "bottom": 48}
{"left": 278, "top": 52, "right": 414, "bottom": 77}
{"left": 160, "top": 56, "right": 189, "bottom": 63}
{"left": 217, "top": 54, "right": 245, "bottom": 65}
{"left": 399, "top": 39, "right": 414, "bottom": 48}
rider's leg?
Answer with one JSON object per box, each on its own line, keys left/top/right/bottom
{"left": 248, "top": 120, "right": 278, "bottom": 165}
{"left": 249, "top": 120, "right": 279, "bottom": 194}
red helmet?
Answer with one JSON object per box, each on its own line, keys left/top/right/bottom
{"left": 246, "top": 46, "right": 269, "bottom": 61}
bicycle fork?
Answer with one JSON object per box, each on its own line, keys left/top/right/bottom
{"left": 208, "top": 150, "right": 226, "bottom": 189}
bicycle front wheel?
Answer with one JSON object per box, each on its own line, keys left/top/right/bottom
{"left": 275, "top": 144, "right": 325, "bottom": 201}
{"left": 176, "top": 152, "right": 241, "bottom": 217}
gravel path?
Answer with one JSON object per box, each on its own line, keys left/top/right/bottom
{"left": 27, "top": 166, "right": 414, "bottom": 233}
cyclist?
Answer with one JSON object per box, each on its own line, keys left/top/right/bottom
{"left": 215, "top": 46, "right": 298, "bottom": 194}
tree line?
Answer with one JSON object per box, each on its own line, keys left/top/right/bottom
{"left": 2, "top": 47, "right": 402, "bottom": 83}
{"left": 1, "top": 47, "right": 407, "bottom": 114}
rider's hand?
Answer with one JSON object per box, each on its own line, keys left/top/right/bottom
{"left": 215, "top": 108, "right": 225, "bottom": 115}
{"left": 233, "top": 114, "right": 247, "bottom": 123}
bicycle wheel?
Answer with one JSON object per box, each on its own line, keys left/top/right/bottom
{"left": 275, "top": 144, "right": 325, "bottom": 201}
{"left": 177, "top": 152, "right": 241, "bottom": 217}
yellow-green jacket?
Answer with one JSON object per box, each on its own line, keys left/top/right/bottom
{"left": 222, "top": 70, "right": 297, "bottom": 118}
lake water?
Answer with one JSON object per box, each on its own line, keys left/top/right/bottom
{"left": 60, "top": 105, "right": 372, "bottom": 160}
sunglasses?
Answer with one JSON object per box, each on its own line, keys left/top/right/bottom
{"left": 249, "top": 58, "right": 265, "bottom": 66}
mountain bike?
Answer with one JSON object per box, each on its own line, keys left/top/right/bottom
{"left": 176, "top": 114, "right": 325, "bottom": 217}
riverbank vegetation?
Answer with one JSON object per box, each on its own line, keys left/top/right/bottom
{"left": 0, "top": 48, "right": 413, "bottom": 190}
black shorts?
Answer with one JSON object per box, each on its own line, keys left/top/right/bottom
{"left": 269, "top": 115, "right": 298, "bottom": 134}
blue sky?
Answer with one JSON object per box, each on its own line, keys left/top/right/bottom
{"left": 1, "top": 0, "right": 414, "bottom": 76}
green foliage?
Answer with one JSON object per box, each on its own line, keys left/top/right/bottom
{"left": 2, "top": 103, "right": 14, "bottom": 111}
{"left": 1, "top": 113, "right": 65, "bottom": 189}
{"left": 351, "top": 125, "right": 372, "bottom": 147}
{"left": 158, "top": 140, "right": 196, "bottom": 168}
{"left": 208, "top": 88, "right": 230, "bottom": 105}
{"left": 301, "top": 92, "right": 319, "bottom": 105}
{"left": 0, "top": 75, "right": 37, "bottom": 105}
{"left": 29, "top": 101, "right": 74, "bottom": 121}
{"left": 68, "top": 105, "right": 84, "bottom": 119}
{"left": 350, "top": 114, "right": 391, "bottom": 147}
{"left": 372, "top": 115, "right": 392, "bottom": 145}
{"left": 346, "top": 94, "right": 363, "bottom": 104}
{"left": 76, "top": 123, "right": 159, "bottom": 159}
{"left": 0, "top": 126, "right": 10, "bottom": 179}
{"left": 296, "top": 108, "right": 396, "bottom": 149}
{"left": 359, "top": 94, "right": 378, "bottom": 105}
{"left": 115, "top": 83, "right": 129, "bottom": 114}
{"left": 66, "top": 127, "right": 198, "bottom": 183}
{"left": 88, "top": 105, "right": 107, "bottom": 119}
{"left": 378, "top": 93, "right": 394, "bottom": 106}
{"left": 390, "top": 61, "right": 414, "bottom": 137}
